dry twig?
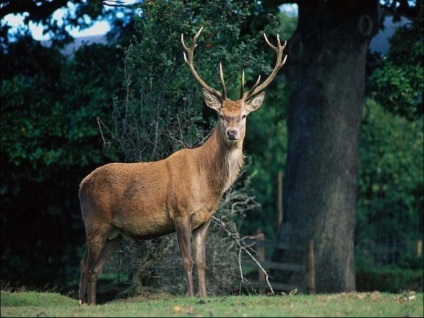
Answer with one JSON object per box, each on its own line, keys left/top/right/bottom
{"left": 211, "top": 215, "right": 275, "bottom": 295}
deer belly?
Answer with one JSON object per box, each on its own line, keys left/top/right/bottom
{"left": 111, "top": 205, "right": 175, "bottom": 239}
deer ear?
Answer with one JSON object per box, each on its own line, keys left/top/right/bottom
{"left": 202, "top": 88, "right": 222, "bottom": 111}
{"left": 245, "top": 92, "right": 265, "bottom": 113}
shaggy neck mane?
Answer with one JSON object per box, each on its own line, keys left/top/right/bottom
{"left": 197, "top": 127, "right": 245, "bottom": 193}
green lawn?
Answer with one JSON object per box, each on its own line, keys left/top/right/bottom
{"left": 1, "top": 290, "right": 422, "bottom": 317}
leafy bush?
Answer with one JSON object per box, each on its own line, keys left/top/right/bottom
{"left": 367, "top": 10, "right": 423, "bottom": 120}
{"left": 358, "top": 5, "right": 423, "bottom": 288}
{"left": 0, "top": 35, "right": 122, "bottom": 288}
{"left": 355, "top": 98, "right": 423, "bottom": 291}
{"left": 356, "top": 267, "right": 423, "bottom": 293}
{"left": 356, "top": 99, "right": 423, "bottom": 251}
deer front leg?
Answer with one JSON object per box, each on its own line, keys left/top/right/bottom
{"left": 193, "top": 220, "right": 211, "bottom": 297}
{"left": 175, "top": 217, "right": 194, "bottom": 297}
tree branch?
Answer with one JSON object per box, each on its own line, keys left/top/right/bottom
{"left": 211, "top": 215, "right": 275, "bottom": 295}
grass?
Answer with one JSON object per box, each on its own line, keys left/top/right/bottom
{"left": 1, "top": 289, "right": 422, "bottom": 317}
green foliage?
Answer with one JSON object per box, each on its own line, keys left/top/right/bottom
{"left": 243, "top": 81, "right": 290, "bottom": 238}
{"left": 130, "top": 0, "right": 282, "bottom": 93}
{"left": 1, "top": 37, "right": 65, "bottom": 172}
{"left": 368, "top": 5, "right": 423, "bottom": 120}
{"left": 1, "top": 37, "right": 121, "bottom": 175}
{"left": 356, "top": 99, "right": 423, "bottom": 266}
{"left": 0, "top": 35, "right": 123, "bottom": 287}
{"left": 358, "top": 2, "right": 423, "bottom": 279}
{"left": 356, "top": 267, "right": 423, "bottom": 293}
{"left": 109, "top": 0, "right": 284, "bottom": 162}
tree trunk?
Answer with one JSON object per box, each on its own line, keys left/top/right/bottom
{"left": 279, "top": 0, "right": 378, "bottom": 293}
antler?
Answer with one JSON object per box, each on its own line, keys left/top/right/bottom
{"left": 181, "top": 27, "right": 227, "bottom": 100}
{"left": 241, "top": 34, "right": 287, "bottom": 100}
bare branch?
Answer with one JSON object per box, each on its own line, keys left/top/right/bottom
{"left": 212, "top": 215, "right": 275, "bottom": 295}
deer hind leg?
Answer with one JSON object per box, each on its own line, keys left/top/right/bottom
{"left": 89, "top": 237, "right": 121, "bottom": 304}
{"left": 78, "top": 248, "right": 88, "bottom": 305}
{"left": 80, "top": 225, "right": 121, "bottom": 305}
{"left": 193, "top": 220, "right": 211, "bottom": 297}
{"left": 175, "top": 217, "right": 194, "bottom": 297}
{"left": 79, "top": 248, "right": 89, "bottom": 305}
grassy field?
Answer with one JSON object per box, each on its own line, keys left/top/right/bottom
{"left": 1, "top": 289, "right": 422, "bottom": 317}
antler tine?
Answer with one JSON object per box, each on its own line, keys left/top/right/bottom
{"left": 240, "top": 71, "right": 245, "bottom": 99}
{"left": 219, "top": 63, "right": 227, "bottom": 100}
{"left": 181, "top": 27, "right": 223, "bottom": 100}
{"left": 242, "top": 75, "right": 261, "bottom": 99}
{"left": 243, "top": 33, "right": 287, "bottom": 100}
{"left": 239, "top": 71, "right": 262, "bottom": 99}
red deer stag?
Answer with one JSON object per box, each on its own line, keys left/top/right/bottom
{"left": 78, "top": 27, "right": 287, "bottom": 305}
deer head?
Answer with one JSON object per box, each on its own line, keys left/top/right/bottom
{"left": 181, "top": 27, "right": 287, "bottom": 146}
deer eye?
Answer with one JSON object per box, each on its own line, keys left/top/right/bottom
{"left": 242, "top": 115, "right": 247, "bottom": 120}
{"left": 219, "top": 114, "right": 224, "bottom": 120}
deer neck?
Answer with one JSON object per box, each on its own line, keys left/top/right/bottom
{"left": 198, "top": 126, "right": 245, "bottom": 194}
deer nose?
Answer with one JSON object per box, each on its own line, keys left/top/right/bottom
{"left": 226, "top": 130, "right": 238, "bottom": 140}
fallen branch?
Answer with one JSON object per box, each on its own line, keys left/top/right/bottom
{"left": 211, "top": 215, "right": 275, "bottom": 295}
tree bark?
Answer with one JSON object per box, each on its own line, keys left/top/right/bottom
{"left": 279, "top": 0, "right": 378, "bottom": 293}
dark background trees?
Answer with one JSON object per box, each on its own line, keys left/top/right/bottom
{"left": 1, "top": 0, "right": 422, "bottom": 294}
{"left": 1, "top": 32, "right": 123, "bottom": 287}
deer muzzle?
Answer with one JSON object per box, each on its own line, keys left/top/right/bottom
{"left": 226, "top": 129, "right": 239, "bottom": 141}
